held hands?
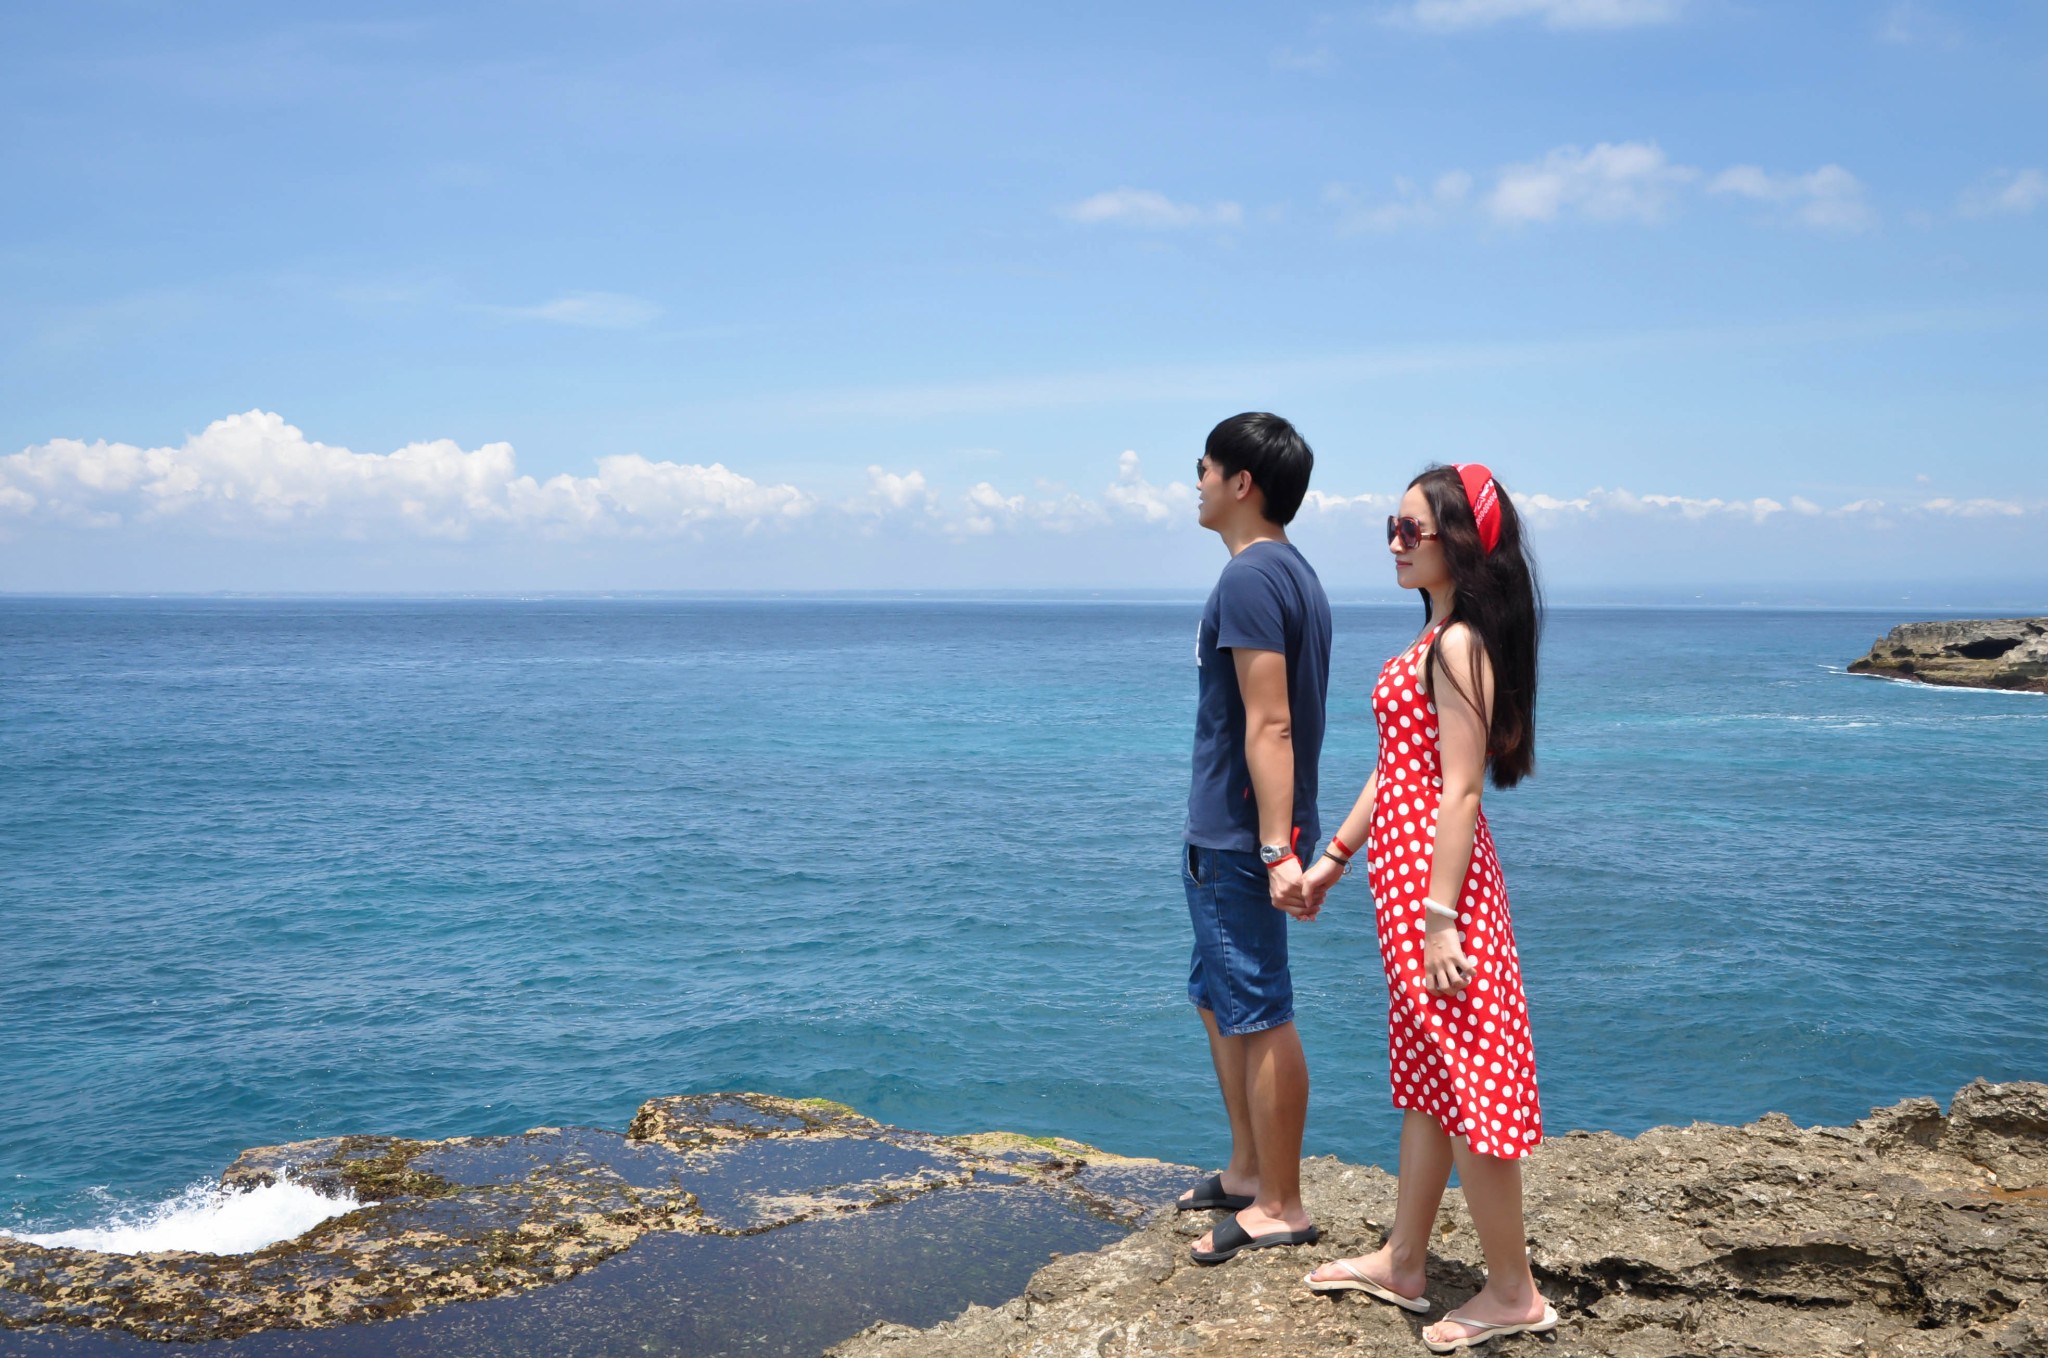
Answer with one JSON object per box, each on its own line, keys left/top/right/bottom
{"left": 1421, "top": 909, "right": 1478, "bottom": 997}
{"left": 1300, "top": 854, "right": 1343, "bottom": 914}
{"left": 1266, "top": 856, "right": 1318, "bottom": 922}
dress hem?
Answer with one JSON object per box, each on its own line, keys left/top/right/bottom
{"left": 1389, "top": 1097, "right": 1542, "bottom": 1161}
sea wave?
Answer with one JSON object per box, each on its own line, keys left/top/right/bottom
{"left": 1, "top": 1180, "right": 364, "bottom": 1256}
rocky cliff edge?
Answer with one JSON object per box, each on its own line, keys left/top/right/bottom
{"left": 833, "top": 1081, "right": 2048, "bottom": 1358}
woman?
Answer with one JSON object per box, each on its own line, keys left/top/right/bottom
{"left": 1300, "top": 464, "right": 1553, "bottom": 1352}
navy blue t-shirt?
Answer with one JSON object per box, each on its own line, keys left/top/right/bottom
{"left": 1184, "top": 540, "right": 1333, "bottom": 853}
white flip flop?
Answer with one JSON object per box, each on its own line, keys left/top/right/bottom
{"left": 1301, "top": 1259, "right": 1431, "bottom": 1312}
{"left": 1422, "top": 1303, "right": 1559, "bottom": 1352}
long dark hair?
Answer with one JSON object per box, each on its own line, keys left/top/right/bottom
{"left": 1412, "top": 465, "right": 1542, "bottom": 789}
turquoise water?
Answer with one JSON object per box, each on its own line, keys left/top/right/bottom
{"left": 4, "top": 598, "right": 2045, "bottom": 1237}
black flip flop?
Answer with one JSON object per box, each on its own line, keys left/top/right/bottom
{"left": 1190, "top": 1215, "right": 1320, "bottom": 1264}
{"left": 1174, "top": 1172, "right": 1255, "bottom": 1213}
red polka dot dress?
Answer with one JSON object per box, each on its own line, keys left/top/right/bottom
{"left": 1367, "top": 622, "right": 1542, "bottom": 1159}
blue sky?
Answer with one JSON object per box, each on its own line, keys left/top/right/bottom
{"left": 2, "top": 0, "right": 2043, "bottom": 598}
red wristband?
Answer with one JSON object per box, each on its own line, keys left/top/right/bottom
{"left": 1329, "top": 834, "right": 1355, "bottom": 860}
{"left": 1264, "top": 853, "right": 1299, "bottom": 872}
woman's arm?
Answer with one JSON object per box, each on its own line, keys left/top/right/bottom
{"left": 1422, "top": 623, "right": 1493, "bottom": 996}
{"left": 1301, "top": 770, "right": 1377, "bottom": 910}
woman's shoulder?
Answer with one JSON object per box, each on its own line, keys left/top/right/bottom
{"left": 1432, "top": 618, "right": 1479, "bottom": 657}
{"left": 1427, "top": 619, "right": 1493, "bottom": 676}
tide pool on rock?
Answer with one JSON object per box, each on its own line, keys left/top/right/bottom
{"left": 0, "top": 1094, "right": 1192, "bottom": 1355}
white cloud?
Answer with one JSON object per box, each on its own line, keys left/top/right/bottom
{"left": 9, "top": 416, "right": 2038, "bottom": 552}
{"left": 491, "top": 291, "right": 663, "bottom": 329}
{"left": 1959, "top": 168, "right": 2048, "bottom": 218}
{"left": 1487, "top": 142, "right": 1697, "bottom": 223}
{"left": 1270, "top": 45, "right": 1335, "bottom": 71}
{"left": 949, "top": 480, "right": 1109, "bottom": 537}
{"left": 1515, "top": 487, "right": 2036, "bottom": 526}
{"left": 1877, "top": 2, "right": 1964, "bottom": 48}
{"left": 0, "top": 411, "right": 811, "bottom": 540}
{"left": 1101, "top": 450, "right": 1196, "bottom": 523}
{"left": 852, "top": 465, "right": 939, "bottom": 518}
{"left": 1330, "top": 172, "right": 1473, "bottom": 232}
{"left": 1709, "top": 164, "right": 1875, "bottom": 231}
{"left": 1920, "top": 496, "right": 2025, "bottom": 517}
{"left": 1336, "top": 145, "right": 1871, "bottom": 232}
{"left": 1061, "top": 188, "right": 1244, "bottom": 229}
{"left": 1392, "top": 0, "right": 1685, "bottom": 32}
{"left": 1302, "top": 489, "right": 1397, "bottom": 514}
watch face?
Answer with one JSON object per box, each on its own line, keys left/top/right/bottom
{"left": 1259, "top": 845, "right": 1287, "bottom": 863}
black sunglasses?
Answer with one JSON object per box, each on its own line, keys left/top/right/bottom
{"left": 1386, "top": 515, "right": 1441, "bottom": 550}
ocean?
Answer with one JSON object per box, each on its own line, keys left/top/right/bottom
{"left": 4, "top": 597, "right": 2045, "bottom": 1248}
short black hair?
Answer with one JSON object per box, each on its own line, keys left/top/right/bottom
{"left": 1204, "top": 412, "right": 1314, "bottom": 526}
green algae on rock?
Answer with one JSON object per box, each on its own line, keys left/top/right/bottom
{"left": 0, "top": 1093, "right": 1191, "bottom": 1347}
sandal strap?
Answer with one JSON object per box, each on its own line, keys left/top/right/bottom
{"left": 1436, "top": 1312, "right": 1520, "bottom": 1336}
{"left": 1206, "top": 1216, "right": 1252, "bottom": 1252}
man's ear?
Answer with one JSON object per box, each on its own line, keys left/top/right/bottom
{"left": 1232, "top": 470, "right": 1255, "bottom": 502}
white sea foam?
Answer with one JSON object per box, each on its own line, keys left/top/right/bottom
{"left": 1, "top": 1180, "right": 365, "bottom": 1256}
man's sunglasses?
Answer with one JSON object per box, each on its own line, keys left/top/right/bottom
{"left": 1386, "top": 516, "right": 1441, "bottom": 550}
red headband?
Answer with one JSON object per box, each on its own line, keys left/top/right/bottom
{"left": 1456, "top": 463, "right": 1502, "bottom": 555}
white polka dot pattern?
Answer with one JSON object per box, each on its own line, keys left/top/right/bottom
{"left": 1367, "top": 622, "right": 1543, "bottom": 1160}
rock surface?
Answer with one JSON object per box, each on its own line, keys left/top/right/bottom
{"left": 0, "top": 1094, "right": 1187, "bottom": 1346}
{"left": 832, "top": 1081, "right": 2048, "bottom": 1358}
{"left": 1848, "top": 617, "right": 2048, "bottom": 693}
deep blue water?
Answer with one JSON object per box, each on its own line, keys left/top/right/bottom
{"left": 4, "top": 597, "right": 2045, "bottom": 1236}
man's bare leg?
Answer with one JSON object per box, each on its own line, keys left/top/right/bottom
{"left": 1192, "top": 1019, "right": 1311, "bottom": 1252}
{"left": 1178, "top": 1007, "right": 1260, "bottom": 1207}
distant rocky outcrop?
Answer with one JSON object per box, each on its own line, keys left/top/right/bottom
{"left": 1849, "top": 617, "right": 2048, "bottom": 693}
{"left": 835, "top": 1081, "right": 2048, "bottom": 1358}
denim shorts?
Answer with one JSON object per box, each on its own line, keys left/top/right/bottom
{"left": 1183, "top": 842, "right": 1295, "bottom": 1037}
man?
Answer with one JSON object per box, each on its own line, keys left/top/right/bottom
{"left": 1176, "top": 411, "right": 1332, "bottom": 1264}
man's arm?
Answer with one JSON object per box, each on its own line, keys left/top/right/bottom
{"left": 1232, "top": 646, "right": 1311, "bottom": 919}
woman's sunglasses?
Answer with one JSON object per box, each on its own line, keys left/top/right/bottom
{"left": 1386, "top": 516, "right": 1441, "bottom": 550}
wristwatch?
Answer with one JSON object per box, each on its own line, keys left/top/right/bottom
{"left": 1258, "top": 843, "right": 1294, "bottom": 866}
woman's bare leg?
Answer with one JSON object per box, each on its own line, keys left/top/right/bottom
{"left": 1306, "top": 1109, "right": 1452, "bottom": 1296}
{"left": 1422, "top": 1143, "right": 1549, "bottom": 1344}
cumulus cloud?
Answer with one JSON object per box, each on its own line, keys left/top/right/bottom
{"left": 1959, "top": 168, "right": 2048, "bottom": 218}
{"left": 1512, "top": 487, "right": 2035, "bottom": 526}
{"left": 490, "top": 291, "right": 663, "bottom": 328}
{"left": 1340, "top": 144, "right": 1872, "bottom": 232}
{"left": 1877, "top": 1, "right": 1964, "bottom": 48}
{"left": 7, "top": 417, "right": 2036, "bottom": 551}
{"left": 925, "top": 452, "right": 1195, "bottom": 537}
{"left": 1329, "top": 172, "right": 1473, "bottom": 232}
{"left": 1488, "top": 141, "right": 1698, "bottom": 223}
{"left": 1709, "top": 164, "right": 1874, "bottom": 231}
{"left": 0, "top": 411, "right": 811, "bottom": 540}
{"left": 1061, "top": 189, "right": 1244, "bottom": 229}
{"left": 1102, "top": 450, "right": 1196, "bottom": 523}
{"left": 1270, "top": 45, "right": 1335, "bottom": 71}
{"left": 852, "top": 465, "right": 939, "bottom": 518}
{"left": 1301, "top": 489, "right": 1398, "bottom": 515}
{"left": 1390, "top": 0, "right": 1686, "bottom": 32}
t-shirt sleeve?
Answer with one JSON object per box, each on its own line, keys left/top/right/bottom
{"left": 1214, "top": 560, "right": 1288, "bottom": 654}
